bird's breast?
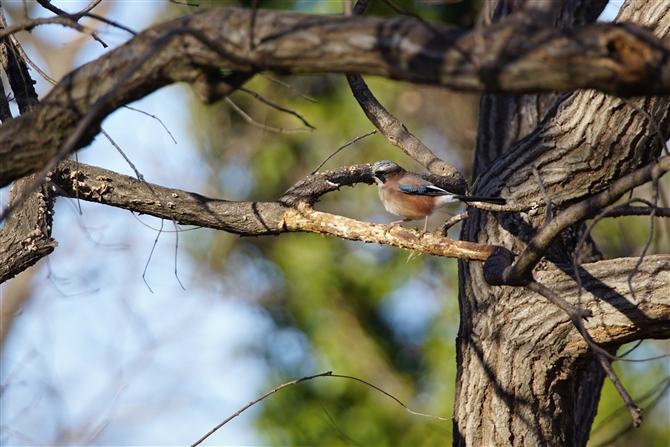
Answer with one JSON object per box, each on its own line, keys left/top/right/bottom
{"left": 378, "top": 187, "right": 435, "bottom": 220}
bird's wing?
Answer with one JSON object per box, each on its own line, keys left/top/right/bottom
{"left": 398, "top": 184, "right": 449, "bottom": 196}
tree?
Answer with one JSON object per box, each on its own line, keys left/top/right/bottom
{"left": 1, "top": 0, "right": 669, "bottom": 445}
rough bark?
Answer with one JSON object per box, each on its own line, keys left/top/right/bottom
{"left": 0, "top": 1, "right": 668, "bottom": 444}
{"left": 455, "top": 1, "right": 670, "bottom": 446}
{"left": 3, "top": 7, "right": 670, "bottom": 187}
{"left": 0, "top": 176, "right": 57, "bottom": 284}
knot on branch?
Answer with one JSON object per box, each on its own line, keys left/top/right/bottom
{"left": 279, "top": 164, "right": 375, "bottom": 207}
{"left": 483, "top": 246, "right": 521, "bottom": 286}
{"left": 607, "top": 23, "right": 660, "bottom": 83}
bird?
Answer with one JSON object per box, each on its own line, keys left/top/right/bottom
{"left": 371, "top": 160, "right": 506, "bottom": 231}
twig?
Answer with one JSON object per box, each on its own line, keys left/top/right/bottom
{"left": 169, "top": 0, "right": 200, "bottom": 7}
{"left": 345, "top": 74, "right": 465, "bottom": 186}
{"left": 239, "top": 86, "right": 315, "bottom": 129}
{"left": 380, "top": 0, "right": 441, "bottom": 35}
{"left": 525, "top": 280, "right": 642, "bottom": 427}
{"left": 592, "top": 205, "right": 670, "bottom": 218}
{"left": 627, "top": 174, "right": 659, "bottom": 300}
{"left": 0, "top": 29, "right": 58, "bottom": 86}
{"left": 620, "top": 97, "right": 670, "bottom": 157}
{"left": 329, "top": 373, "right": 452, "bottom": 421}
{"left": 594, "top": 351, "right": 643, "bottom": 427}
{"left": 131, "top": 212, "right": 199, "bottom": 232}
{"left": 225, "top": 97, "right": 314, "bottom": 134}
{"left": 260, "top": 74, "right": 317, "bottom": 102}
{"left": 574, "top": 198, "right": 656, "bottom": 264}
{"left": 35, "top": 0, "right": 108, "bottom": 47}
{"left": 531, "top": 164, "right": 552, "bottom": 222}
{"left": 101, "top": 128, "right": 185, "bottom": 291}
{"left": 77, "top": 0, "right": 103, "bottom": 15}
{"left": 191, "top": 370, "right": 451, "bottom": 447}
{"left": 101, "top": 129, "right": 146, "bottom": 182}
{"left": 142, "top": 218, "right": 162, "bottom": 293}
{"left": 311, "top": 130, "right": 377, "bottom": 174}
{"left": 123, "top": 105, "right": 178, "bottom": 144}
{"left": 191, "top": 372, "right": 335, "bottom": 447}
{"left": 438, "top": 211, "right": 469, "bottom": 236}
{"left": 525, "top": 280, "right": 592, "bottom": 321}
{"left": 0, "top": 14, "right": 101, "bottom": 46}
{"left": 1, "top": 26, "right": 254, "bottom": 223}
{"left": 346, "top": 0, "right": 466, "bottom": 185}
{"left": 591, "top": 377, "right": 670, "bottom": 446}
{"left": 617, "top": 340, "right": 643, "bottom": 358}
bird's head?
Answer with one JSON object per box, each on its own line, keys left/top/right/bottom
{"left": 372, "top": 160, "right": 402, "bottom": 185}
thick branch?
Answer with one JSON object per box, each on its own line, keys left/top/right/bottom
{"left": 3, "top": 8, "right": 670, "bottom": 187}
{"left": 49, "top": 160, "right": 499, "bottom": 262}
{"left": 530, "top": 255, "right": 670, "bottom": 353}
{"left": 0, "top": 176, "right": 57, "bottom": 283}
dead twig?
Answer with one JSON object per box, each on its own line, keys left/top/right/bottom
{"left": 438, "top": 211, "right": 469, "bottom": 236}
{"left": 260, "top": 74, "right": 317, "bottom": 102}
{"left": 311, "top": 130, "right": 377, "bottom": 174}
{"left": 531, "top": 164, "right": 552, "bottom": 222}
{"left": 225, "top": 97, "right": 314, "bottom": 134}
{"left": 191, "top": 372, "right": 335, "bottom": 447}
{"left": 0, "top": 15, "right": 102, "bottom": 44}
{"left": 123, "top": 105, "right": 178, "bottom": 144}
{"left": 191, "top": 370, "right": 451, "bottom": 447}
{"left": 239, "top": 87, "right": 315, "bottom": 129}
{"left": 525, "top": 280, "right": 642, "bottom": 427}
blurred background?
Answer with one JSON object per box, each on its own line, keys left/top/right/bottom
{"left": 1, "top": 1, "right": 667, "bottom": 446}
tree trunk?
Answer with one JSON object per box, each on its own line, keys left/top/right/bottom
{"left": 454, "top": 1, "right": 670, "bottom": 445}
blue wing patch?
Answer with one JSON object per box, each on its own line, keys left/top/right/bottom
{"left": 399, "top": 185, "right": 446, "bottom": 196}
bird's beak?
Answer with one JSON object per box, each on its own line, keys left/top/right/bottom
{"left": 373, "top": 174, "right": 386, "bottom": 184}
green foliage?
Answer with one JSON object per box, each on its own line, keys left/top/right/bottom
{"left": 183, "top": 3, "right": 668, "bottom": 446}
{"left": 186, "top": 66, "right": 467, "bottom": 444}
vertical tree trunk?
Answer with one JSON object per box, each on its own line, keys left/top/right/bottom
{"left": 453, "top": 1, "right": 670, "bottom": 445}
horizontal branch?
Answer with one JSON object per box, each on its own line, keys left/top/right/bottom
{"left": 52, "top": 160, "right": 499, "bottom": 261}
{"left": 531, "top": 256, "right": 670, "bottom": 352}
{"left": 3, "top": 7, "right": 670, "bottom": 187}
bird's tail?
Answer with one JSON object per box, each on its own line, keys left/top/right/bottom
{"left": 457, "top": 195, "right": 506, "bottom": 205}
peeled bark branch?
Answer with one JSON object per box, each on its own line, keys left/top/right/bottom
{"left": 48, "top": 160, "right": 499, "bottom": 260}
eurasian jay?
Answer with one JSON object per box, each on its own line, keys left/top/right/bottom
{"left": 371, "top": 160, "right": 506, "bottom": 231}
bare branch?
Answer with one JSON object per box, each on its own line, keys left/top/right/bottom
{"left": 345, "top": 71, "right": 466, "bottom": 189}
{"left": 349, "top": 0, "right": 451, "bottom": 177}
{"left": 0, "top": 15, "right": 100, "bottom": 42}
{"left": 34, "top": 0, "right": 108, "bottom": 47}
{"left": 594, "top": 351, "right": 643, "bottom": 427}
{"left": 596, "top": 205, "right": 670, "bottom": 218}
{"left": 46, "top": 160, "right": 501, "bottom": 264}
{"left": 525, "top": 280, "right": 642, "bottom": 426}
{"left": 4, "top": 8, "right": 670, "bottom": 187}
{"left": 192, "top": 369, "right": 451, "bottom": 447}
